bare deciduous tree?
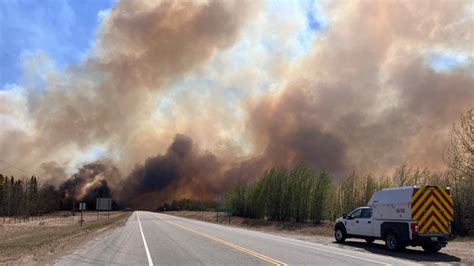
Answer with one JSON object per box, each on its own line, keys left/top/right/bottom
{"left": 445, "top": 108, "right": 474, "bottom": 235}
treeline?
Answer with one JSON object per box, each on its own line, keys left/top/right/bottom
{"left": 223, "top": 164, "right": 364, "bottom": 224}
{"left": 445, "top": 109, "right": 474, "bottom": 235}
{"left": 331, "top": 166, "right": 452, "bottom": 220}
{"left": 0, "top": 175, "right": 61, "bottom": 217}
{"left": 224, "top": 165, "right": 331, "bottom": 223}
{"left": 224, "top": 109, "right": 474, "bottom": 235}
{"left": 222, "top": 159, "right": 455, "bottom": 224}
{"left": 156, "top": 198, "right": 219, "bottom": 212}
{"left": 0, "top": 174, "right": 120, "bottom": 217}
{"left": 224, "top": 162, "right": 471, "bottom": 234}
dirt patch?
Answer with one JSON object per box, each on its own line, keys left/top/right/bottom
{"left": 165, "top": 211, "right": 474, "bottom": 264}
{"left": 0, "top": 211, "right": 131, "bottom": 265}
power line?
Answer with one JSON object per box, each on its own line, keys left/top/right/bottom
{"left": 0, "top": 159, "right": 31, "bottom": 176}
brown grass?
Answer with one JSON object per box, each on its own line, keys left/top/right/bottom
{"left": 0, "top": 211, "right": 131, "bottom": 264}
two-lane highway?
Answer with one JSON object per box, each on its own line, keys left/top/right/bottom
{"left": 57, "top": 211, "right": 420, "bottom": 265}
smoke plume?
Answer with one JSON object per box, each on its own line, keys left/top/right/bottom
{"left": 246, "top": 0, "right": 473, "bottom": 175}
{"left": 1, "top": 0, "right": 472, "bottom": 209}
{"left": 120, "top": 134, "right": 227, "bottom": 209}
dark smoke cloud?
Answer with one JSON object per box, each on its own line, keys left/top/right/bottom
{"left": 119, "top": 134, "right": 227, "bottom": 209}
{"left": 247, "top": 84, "right": 349, "bottom": 176}
{"left": 59, "top": 162, "right": 119, "bottom": 200}
{"left": 51, "top": 162, "right": 121, "bottom": 210}
{"left": 48, "top": 135, "right": 235, "bottom": 210}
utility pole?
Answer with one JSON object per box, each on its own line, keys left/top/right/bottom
{"left": 72, "top": 174, "right": 77, "bottom": 216}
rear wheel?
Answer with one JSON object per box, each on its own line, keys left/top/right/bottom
{"left": 385, "top": 233, "right": 400, "bottom": 251}
{"left": 422, "top": 243, "right": 442, "bottom": 253}
{"left": 335, "top": 227, "right": 346, "bottom": 243}
{"left": 365, "top": 238, "right": 375, "bottom": 244}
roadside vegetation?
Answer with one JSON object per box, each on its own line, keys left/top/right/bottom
{"left": 163, "top": 109, "right": 473, "bottom": 236}
{"left": 0, "top": 212, "right": 130, "bottom": 264}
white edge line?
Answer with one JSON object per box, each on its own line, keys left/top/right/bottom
{"left": 160, "top": 213, "right": 400, "bottom": 266}
{"left": 137, "top": 212, "right": 154, "bottom": 266}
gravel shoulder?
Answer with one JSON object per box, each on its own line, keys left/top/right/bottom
{"left": 0, "top": 212, "right": 131, "bottom": 265}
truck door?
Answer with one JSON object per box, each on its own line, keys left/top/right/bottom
{"left": 346, "top": 208, "right": 363, "bottom": 234}
{"left": 354, "top": 208, "right": 374, "bottom": 236}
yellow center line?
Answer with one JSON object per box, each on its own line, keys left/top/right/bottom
{"left": 163, "top": 219, "right": 288, "bottom": 266}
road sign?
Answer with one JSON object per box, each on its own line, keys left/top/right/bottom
{"left": 96, "top": 198, "right": 112, "bottom": 210}
{"left": 215, "top": 208, "right": 233, "bottom": 224}
{"left": 79, "top": 202, "right": 86, "bottom": 227}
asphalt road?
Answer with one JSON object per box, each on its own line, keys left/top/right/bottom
{"left": 56, "top": 211, "right": 420, "bottom": 265}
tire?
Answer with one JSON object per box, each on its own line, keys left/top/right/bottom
{"left": 385, "top": 232, "right": 400, "bottom": 251}
{"left": 365, "top": 238, "right": 375, "bottom": 244}
{"left": 335, "top": 226, "right": 346, "bottom": 243}
{"left": 422, "top": 243, "right": 442, "bottom": 253}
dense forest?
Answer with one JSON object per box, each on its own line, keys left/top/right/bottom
{"left": 0, "top": 175, "right": 61, "bottom": 217}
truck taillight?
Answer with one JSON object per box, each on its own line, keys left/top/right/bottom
{"left": 411, "top": 223, "right": 418, "bottom": 235}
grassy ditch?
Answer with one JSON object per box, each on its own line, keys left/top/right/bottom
{"left": 0, "top": 212, "right": 130, "bottom": 263}
{"left": 165, "top": 211, "right": 334, "bottom": 237}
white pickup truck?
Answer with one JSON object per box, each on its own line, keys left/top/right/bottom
{"left": 334, "top": 185, "right": 454, "bottom": 252}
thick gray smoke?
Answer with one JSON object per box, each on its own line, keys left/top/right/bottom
{"left": 1, "top": 0, "right": 472, "bottom": 209}
{"left": 119, "top": 134, "right": 227, "bottom": 209}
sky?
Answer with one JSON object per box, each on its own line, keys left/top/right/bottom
{"left": 0, "top": 0, "right": 472, "bottom": 207}
{"left": 1, "top": 0, "right": 468, "bottom": 89}
{"left": 0, "top": 0, "right": 115, "bottom": 86}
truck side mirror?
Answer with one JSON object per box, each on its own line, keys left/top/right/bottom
{"left": 342, "top": 213, "right": 347, "bottom": 219}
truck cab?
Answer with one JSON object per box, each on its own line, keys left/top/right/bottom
{"left": 334, "top": 185, "right": 453, "bottom": 253}
{"left": 338, "top": 207, "right": 375, "bottom": 240}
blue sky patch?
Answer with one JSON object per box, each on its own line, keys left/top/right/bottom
{"left": 305, "top": 0, "right": 323, "bottom": 31}
{"left": 428, "top": 53, "right": 469, "bottom": 71}
{"left": 0, "top": 0, "right": 115, "bottom": 87}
